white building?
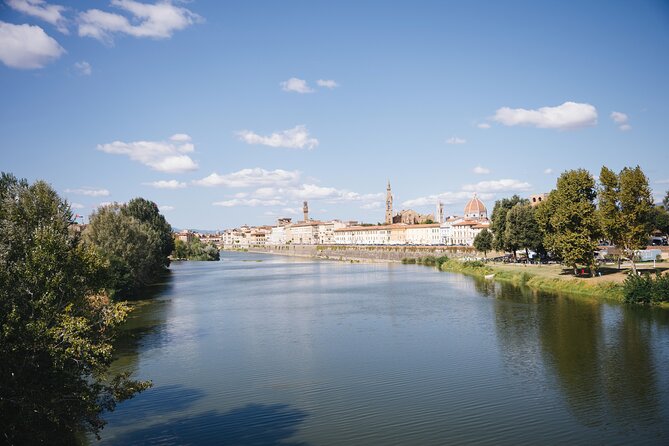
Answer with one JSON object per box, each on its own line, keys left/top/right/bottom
{"left": 405, "top": 224, "right": 442, "bottom": 245}
{"left": 440, "top": 195, "right": 490, "bottom": 246}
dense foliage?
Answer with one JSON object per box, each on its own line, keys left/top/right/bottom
{"left": 535, "top": 169, "right": 601, "bottom": 276}
{"left": 173, "top": 237, "right": 220, "bottom": 261}
{"left": 490, "top": 195, "right": 528, "bottom": 254}
{"left": 83, "top": 199, "right": 173, "bottom": 296}
{"left": 473, "top": 228, "right": 493, "bottom": 258}
{"left": 623, "top": 272, "right": 669, "bottom": 304}
{"left": 504, "top": 204, "right": 542, "bottom": 259}
{"left": 0, "top": 174, "right": 151, "bottom": 444}
{"left": 599, "top": 166, "right": 654, "bottom": 274}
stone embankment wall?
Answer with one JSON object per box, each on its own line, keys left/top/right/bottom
{"left": 241, "top": 244, "right": 490, "bottom": 262}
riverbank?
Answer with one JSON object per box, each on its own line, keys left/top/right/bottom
{"left": 233, "top": 245, "right": 669, "bottom": 307}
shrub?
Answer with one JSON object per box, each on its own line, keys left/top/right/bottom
{"left": 623, "top": 273, "right": 654, "bottom": 304}
{"left": 463, "top": 260, "right": 485, "bottom": 269}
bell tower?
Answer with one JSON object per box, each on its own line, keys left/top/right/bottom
{"left": 303, "top": 201, "right": 309, "bottom": 222}
{"left": 385, "top": 180, "right": 393, "bottom": 224}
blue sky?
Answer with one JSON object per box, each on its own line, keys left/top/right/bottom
{"left": 2, "top": 0, "right": 668, "bottom": 229}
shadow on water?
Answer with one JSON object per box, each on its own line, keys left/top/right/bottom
{"left": 108, "top": 403, "right": 310, "bottom": 446}
{"left": 103, "top": 385, "right": 206, "bottom": 427}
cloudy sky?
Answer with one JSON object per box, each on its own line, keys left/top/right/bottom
{"left": 2, "top": 1, "right": 668, "bottom": 229}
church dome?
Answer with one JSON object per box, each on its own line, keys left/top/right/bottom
{"left": 464, "top": 195, "right": 487, "bottom": 218}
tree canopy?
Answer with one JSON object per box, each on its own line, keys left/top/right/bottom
{"left": 0, "top": 173, "right": 150, "bottom": 444}
{"left": 598, "top": 166, "right": 654, "bottom": 273}
{"left": 84, "top": 199, "right": 173, "bottom": 296}
{"left": 504, "top": 203, "right": 543, "bottom": 259}
{"left": 490, "top": 195, "right": 528, "bottom": 255}
{"left": 536, "top": 169, "right": 600, "bottom": 276}
{"left": 473, "top": 228, "right": 493, "bottom": 258}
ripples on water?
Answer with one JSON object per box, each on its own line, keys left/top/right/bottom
{"left": 95, "top": 252, "right": 669, "bottom": 445}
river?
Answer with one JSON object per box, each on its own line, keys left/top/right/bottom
{"left": 95, "top": 251, "right": 669, "bottom": 445}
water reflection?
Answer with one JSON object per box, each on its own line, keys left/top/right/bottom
{"left": 492, "top": 281, "right": 664, "bottom": 436}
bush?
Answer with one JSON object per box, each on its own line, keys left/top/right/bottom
{"left": 463, "top": 260, "right": 485, "bottom": 269}
{"left": 436, "top": 255, "right": 449, "bottom": 267}
{"left": 622, "top": 272, "right": 669, "bottom": 304}
{"left": 401, "top": 257, "right": 416, "bottom": 264}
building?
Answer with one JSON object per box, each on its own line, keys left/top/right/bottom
{"left": 440, "top": 195, "right": 490, "bottom": 246}
{"left": 405, "top": 223, "right": 442, "bottom": 245}
{"left": 393, "top": 209, "right": 434, "bottom": 225}
{"left": 385, "top": 181, "right": 393, "bottom": 224}
{"left": 175, "top": 229, "right": 195, "bottom": 243}
{"left": 530, "top": 193, "right": 548, "bottom": 207}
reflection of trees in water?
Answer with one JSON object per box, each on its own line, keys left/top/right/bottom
{"left": 492, "top": 281, "right": 663, "bottom": 431}
{"left": 109, "top": 270, "right": 175, "bottom": 376}
{"left": 537, "top": 296, "right": 606, "bottom": 426}
{"left": 492, "top": 282, "right": 544, "bottom": 380}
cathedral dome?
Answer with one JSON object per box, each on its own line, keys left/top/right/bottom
{"left": 464, "top": 195, "right": 487, "bottom": 218}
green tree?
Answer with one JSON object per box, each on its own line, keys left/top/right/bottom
{"left": 473, "top": 228, "right": 493, "bottom": 259}
{"left": 663, "top": 190, "right": 669, "bottom": 211}
{"left": 0, "top": 173, "right": 150, "bottom": 444}
{"left": 536, "top": 169, "right": 600, "bottom": 276}
{"left": 84, "top": 204, "right": 163, "bottom": 295}
{"left": 490, "top": 195, "right": 528, "bottom": 256}
{"left": 650, "top": 206, "right": 669, "bottom": 236}
{"left": 598, "top": 166, "right": 654, "bottom": 274}
{"left": 174, "top": 238, "right": 189, "bottom": 259}
{"left": 504, "top": 203, "right": 543, "bottom": 261}
{"left": 123, "top": 198, "right": 174, "bottom": 268}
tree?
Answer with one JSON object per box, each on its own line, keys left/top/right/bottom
{"left": 123, "top": 198, "right": 174, "bottom": 268}
{"left": 663, "top": 190, "right": 669, "bottom": 211}
{"left": 84, "top": 204, "right": 162, "bottom": 295}
{"left": 473, "top": 228, "right": 493, "bottom": 259}
{"left": 504, "top": 203, "right": 543, "bottom": 261}
{"left": 490, "top": 195, "right": 528, "bottom": 257}
{"left": 598, "top": 166, "right": 654, "bottom": 274}
{"left": 650, "top": 206, "right": 669, "bottom": 236}
{"left": 84, "top": 200, "right": 173, "bottom": 296}
{"left": 536, "top": 169, "right": 600, "bottom": 276}
{"left": 0, "top": 173, "right": 150, "bottom": 444}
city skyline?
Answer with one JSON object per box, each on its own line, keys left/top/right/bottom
{"left": 2, "top": 1, "right": 669, "bottom": 229}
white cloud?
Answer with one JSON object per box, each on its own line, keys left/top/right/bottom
{"left": 159, "top": 205, "right": 175, "bottom": 211}
{"left": 610, "top": 111, "right": 631, "bottom": 131}
{"left": 97, "top": 133, "right": 198, "bottom": 173}
{"left": 144, "top": 179, "right": 187, "bottom": 189}
{"left": 78, "top": 0, "right": 201, "bottom": 43}
{"left": 74, "top": 60, "right": 91, "bottom": 75}
{"left": 544, "top": 168, "right": 553, "bottom": 174}
{"left": 237, "top": 125, "right": 319, "bottom": 149}
{"left": 316, "top": 79, "right": 338, "bottom": 89}
{"left": 280, "top": 77, "right": 313, "bottom": 93}
{"left": 281, "top": 207, "right": 301, "bottom": 215}
{"left": 462, "top": 179, "right": 532, "bottom": 193}
{"left": 7, "top": 0, "right": 69, "bottom": 34}
{"left": 65, "top": 187, "right": 110, "bottom": 197}
{"left": 360, "top": 202, "right": 382, "bottom": 210}
{"left": 446, "top": 137, "right": 466, "bottom": 144}
{"left": 477, "top": 123, "right": 491, "bottom": 129}
{"left": 70, "top": 202, "right": 85, "bottom": 209}
{"left": 473, "top": 166, "right": 490, "bottom": 174}
{"left": 0, "top": 21, "right": 65, "bottom": 69}
{"left": 493, "top": 101, "right": 597, "bottom": 130}
{"left": 403, "top": 191, "right": 495, "bottom": 208}
{"left": 194, "top": 168, "right": 300, "bottom": 188}
{"left": 213, "top": 198, "right": 286, "bottom": 207}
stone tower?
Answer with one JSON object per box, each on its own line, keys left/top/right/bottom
{"left": 303, "top": 201, "right": 309, "bottom": 222}
{"left": 385, "top": 180, "right": 393, "bottom": 225}
{"left": 436, "top": 201, "right": 444, "bottom": 224}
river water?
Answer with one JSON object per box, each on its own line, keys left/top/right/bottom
{"left": 95, "top": 251, "right": 669, "bottom": 445}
